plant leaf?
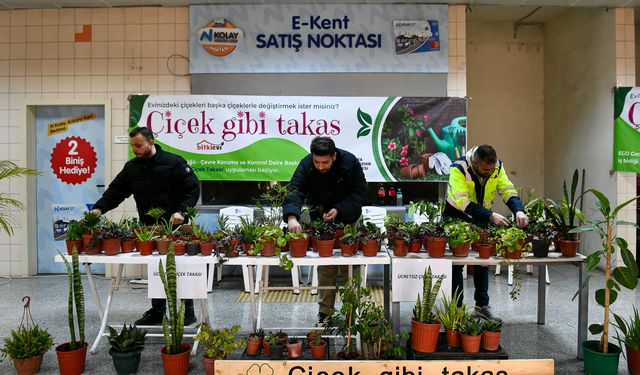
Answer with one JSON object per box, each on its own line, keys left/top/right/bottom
{"left": 357, "top": 108, "right": 372, "bottom": 128}
{"left": 589, "top": 323, "right": 604, "bottom": 335}
{"left": 586, "top": 189, "right": 610, "bottom": 217}
{"left": 613, "top": 266, "right": 638, "bottom": 290}
{"left": 357, "top": 127, "right": 371, "bottom": 138}
{"left": 612, "top": 195, "right": 640, "bottom": 218}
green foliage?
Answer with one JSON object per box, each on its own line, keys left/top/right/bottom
{"left": 0, "top": 324, "right": 53, "bottom": 359}
{"left": 66, "top": 220, "right": 84, "bottom": 241}
{"left": 358, "top": 221, "right": 385, "bottom": 243}
{"left": 313, "top": 220, "right": 337, "bottom": 241}
{"left": 217, "top": 214, "right": 229, "bottom": 232}
{"left": 495, "top": 226, "right": 528, "bottom": 256}
{"left": 445, "top": 220, "right": 479, "bottom": 248}
{"left": 460, "top": 318, "right": 483, "bottom": 336}
{"left": 0, "top": 161, "right": 40, "bottom": 236}
{"left": 59, "top": 246, "right": 85, "bottom": 350}
{"left": 107, "top": 325, "right": 147, "bottom": 353}
{"left": 435, "top": 288, "right": 467, "bottom": 330}
{"left": 185, "top": 206, "right": 198, "bottom": 224}
{"left": 79, "top": 211, "right": 100, "bottom": 234}
{"left": 570, "top": 188, "right": 639, "bottom": 353}
{"left": 614, "top": 307, "right": 640, "bottom": 352}
{"left": 339, "top": 224, "right": 359, "bottom": 246}
{"left": 383, "top": 213, "right": 404, "bottom": 234}
{"left": 544, "top": 169, "right": 585, "bottom": 240}
{"left": 414, "top": 267, "right": 444, "bottom": 323}
{"left": 239, "top": 217, "right": 261, "bottom": 245}
{"left": 159, "top": 243, "right": 186, "bottom": 354}
{"left": 328, "top": 274, "right": 368, "bottom": 354}
{"left": 146, "top": 207, "right": 165, "bottom": 226}
{"left": 482, "top": 319, "right": 503, "bottom": 333}
{"left": 194, "top": 323, "right": 244, "bottom": 359}
{"left": 256, "top": 184, "right": 289, "bottom": 226}
{"left": 134, "top": 225, "right": 157, "bottom": 242}
{"left": 285, "top": 231, "right": 308, "bottom": 240}
{"left": 98, "top": 218, "right": 124, "bottom": 240}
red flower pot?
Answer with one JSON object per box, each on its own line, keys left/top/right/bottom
{"left": 199, "top": 242, "right": 214, "bottom": 256}
{"left": 160, "top": 344, "right": 191, "bottom": 375}
{"left": 559, "top": 239, "right": 579, "bottom": 257}
{"left": 340, "top": 243, "right": 357, "bottom": 257}
{"left": 393, "top": 239, "right": 409, "bottom": 257}
{"left": 121, "top": 239, "right": 135, "bottom": 253}
{"left": 482, "top": 331, "right": 501, "bottom": 351}
{"left": 65, "top": 240, "right": 83, "bottom": 255}
{"left": 334, "top": 228, "right": 345, "bottom": 249}
{"left": 445, "top": 328, "right": 461, "bottom": 348}
{"left": 461, "top": 334, "right": 481, "bottom": 353}
{"left": 260, "top": 240, "right": 276, "bottom": 257}
{"left": 173, "top": 242, "right": 186, "bottom": 256}
{"left": 362, "top": 239, "right": 379, "bottom": 257}
{"left": 409, "top": 240, "right": 422, "bottom": 253}
{"left": 316, "top": 239, "right": 335, "bottom": 257}
{"left": 82, "top": 233, "right": 101, "bottom": 255}
{"left": 450, "top": 241, "right": 471, "bottom": 257}
{"left": 246, "top": 339, "right": 261, "bottom": 356}
{"left": 288, "top": 237, "right": 308, "bottom": 257}
{"left": 102, "top": 238, "right": 122, "bottom": 256}
{"left": 13, "top": 354, "right": 44, "bottom": 375}
{"left": 135, "top": 240, "right": 154, "bottom": 256}
{"left": 426, "top": 237, "right": 447, "bottom": 258}
{"left": 476, "top": 243, "right": 493, "bottom": 259}
{"left": 55, "top": 342, "right": 87, "bottom": 375}
{"left": 286, "top": 341, "right": 303, "bottom": 358}
{"left": 411, "top": 319, "right": 440, "bottom": 353}
{"left": 203, "top": 356, "right": 215, "bottom": 375}
{"left": 627, "top": 345, "right": 640, "bottom": 375}
{"left": 504, "top": 249, "right": 523, "bottom": 259}
{"left": 156, "top": 239, "right": 171, "bottom": 255}
{"left": 310, "top": 340, "right": 327, "bottom": 359}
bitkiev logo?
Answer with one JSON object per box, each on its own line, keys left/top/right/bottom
{"left": 198, "top": 18, "right": 244, "bottom": 57}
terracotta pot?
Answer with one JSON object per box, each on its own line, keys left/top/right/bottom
{"left": 160, "top": 344, "right": 191, "bottom": 375}
{"left": 559, "top": 239, "right": 579, "bottom": 257}
{"left": 336, "top": 351, "right": 360, "bottom": 360}
{"left": 393, "top": 239, "right": 409, "bottom": 257}
{"left": 411, "top": 319, "right": 440, "bottom": 353}
{"left": 334, "top": 228, "right": 345, "bottom": 249}
{"left": 310, "top": 340, "right": 327, "bottom": 360}
{"left": 461, "top": 334, "right": 481, "bottom": 353}
{"left": 243, "top": 243, "right": 255, "bottom": 255}
{"left": 627, "top": 345, "right": 640, "bottom": 375}
{"left": 450, "top": 241, "right": 471, "bottom": 257}
{"left": 445, "top": 328, "right": 461, "bottom": 348}
{"left": 286, "top": 341, "right": 303, "bottom": 358}
{"left": 421, "top": 153, "right": 434, "bottom": 172}
{"left": 316, "top": 239, "right": 335, "bottom": 257}
{"left": 246, "top": 339, "right": 261, "bottom": 356}
{"left": 12, "top": 354, "right": 43, "bottom": 375}
{"left": 156, "top": 239, "right": 171, "bottom": 255}
{"left": 482, "top": 330, "right": 501, "bottom": 351}
{"left": 362, "top": 239, "right": 379, "bottom": 257}
{"left": 55, "top": 342, "right": 87, "bottom": 375}
{"left": 82, "top": 233, "right": 101, "bottom": 255}
{"left": 409, "top": 240, "right": 422, "bottom": 253}
{"left": 400, "top": 163, "right": 425, "bottom": 179}
{"left": 102, "top": 238, "right": 122, "bottom": 256}
{"left": 289, "top": 237, "right": 308, "bottom": 257}
{"left": 121, "top": 239, "right": 135, "bottom": 253}
{"left": 135, "top": 240, "right": 154, "bottom": 256}
{"left": 203, "top": 356, "right": 215, "bottom": 375}
{"left": 476, "top": 243, "right": 492, "bottom": 259}
{"left": 426, "top": 237, "right": 447, "bottom": 258}
{"left": 260, "top": 240, "right": 276, "bottom": 257}
{"left": 65, "top": 240, "right": 83, "bottom": 255}
{"left": 340, "top": 243, "right": 357, "bottom": 257}
{"left": 200, "top": 242, "right": 214, "bottom": 256}
{"left": 504, "top": 249, "right": 523, "bottom": 259}
{"left": 173, "top": 242, "right": 186, "bottom": 256}
{"left": 262, "top": 340, "right": 271, "bottom": 356}
{"left": 310, "top": 236, "right": 318, "bottom": 252}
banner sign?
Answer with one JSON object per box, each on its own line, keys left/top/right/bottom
{"left": 51, "top": 204, "right": 87, "bottom": 241}
{"left": 189, "top": 4, "right": 448, "bottom": 73}
{"left": 148, "top": 257, "right": 208, "bottom": 299}
{"left": 129, "top": 95, "right": 467, "bottom": 182}
{"left": 391, "top": 258, "right": 452, "bottom": 302}
{"left": 214, "top": 359, "right": 555, "bottom": 374}
{"left": 614, "top": 87, "right": 640, "bottom": 172}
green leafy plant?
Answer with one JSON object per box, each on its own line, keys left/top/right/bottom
{"left": 383, "top": 213, "right": 404, "bottom": 235}
{"left": 327, "top": 274, "right": 368, "bottom": 355}
{"left": 194, "top": 323, "right": 244, "bottom": 359}
{"left": 495, "top": 226, "right": 528, "bottom": 256}
{"left": 482, "top": 319, "right": 503, "bottom": 333}
{"left": 66, "top": 220, "right": 84, "bottom": 241}
{"left": 0, "top": 161, "right": 40, "bottom": 236}
{"left": 107, "top": 325, "right": 147, "bottom": 353}
{"left": 239, "top": 217, "right": 261, "bottom": 245}
{"left": 614, "top": 307, "right": 640, "bottom": 353}
{"left": 413, "top": 266, "right": 444, "bottom": 323}
{"left": 0, "top": 297, "right": 53, "bottom": 360}
{"left": 460, "top": 317, "right": 483, "bottom": 336}
{"left": 285, "top": 231, "right": 308, "bottom": 241}
{"left": 133, "top": 225, "right": 157, "bottom": 242}
{"left": 146, "top": 207, "right": 165, "bottom": 227}
{"left": 544, "top": 169, "right": 585, "bottom": 241}
{"left": 357, "top": 297, "right": 389, "bottom": 359}
{"left": 435, "top": 288, "right": 467, "bottom": 331}
{"left": 256, "top": 184, "right": 289, "bottom": 226}
{"left": 185, "top": 206, "right": 198, "bottom": 225}
{"left": 445, "top": 220, "right": 479, "bottom": 248}
{"left": 158, "top": 244, "right": 186, "bottom": 354}
{"left": 59, "top": 246, "right": 85, "bottom": 350}
{"left": 98, "top": 218, "right": 124, "bottom": 240}
{"left": 570, "top": 189, "right": 639, "bottom": 353}
{"left": 358, "top": 221, "right": 385, "bottom": 243}
{"left": 79, "top": 211, "right": 100, "bottom": 235}
{"left": 339, "top": 224, "right": 359, "bottom": 246}
{"left": 313, "top": 220, "right": 337, "bottom": 241}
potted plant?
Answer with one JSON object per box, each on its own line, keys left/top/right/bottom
{"left": 107, "top": 324, "right": 147, "bottom": 375}
{"left": 527, "top": 219, "right": 555, "bottom": 258}
{"left": 158, "top": 244, "right": 191, "bottom": 375}
{"left": 411, "top": 266, "right": 444, "bottom": 353}
{"left": 570, "top": 189, "right": 639, "bottom": 375}
{"left": 286, "top": 337, "right": 302, "bottom": 358}
{"left": 410, "top": 200, "right": 448, "bottom": 257}
{"left": 314, "top": 221, "right": 337, "bottom": 257}
{"left": 435, "top": 288, "right": 467, "bottom": 348}
{"left": 253, "top": 224, "right": 285, "bottom": 257}
{"left": 156, "top": 216, "right": 175, "bottom": 255}
{"left": 481, "top": 319, "right": 503, "bottom": 351}
{"left": 119, "top": 217, "right": 137, "bottom": 253}
{"left": 196, "top": 226, "right": 214, "bottom": 256}
{"left": 56, "top": 246, "right": 87, "bottom": 375}
{"left": 474, "top": 225, "right": 498, "bottom": 259}
{"left": 266, "top": 334, "right": 285, "bottom": 359}
{"left": 194, "top": 323, "right": 244, "bottom": 375}
{"left": 65, "top": 220, "right": 84, "bottom": 255}
{"left": 383, "top": 213, "right": 403, "bottom": 244}
{"left": 495, "top": 226, "right": 528, "bottom": 259}
{"left": 309, "top": 333, "right": 327, "bottom": 360}
{"left": 379, "top": 330, "right": 410, "bottom": 360}
{"left": 359, "top": 221, "right": 384, "bottom": 257}
{"left": 545, "top": 169, "right": 585, "bottom": 257}
{"left": 0, "top": 297, "right": 54, "bottom": 375}
{"left": 79, "top": 211, "right": 101, "bottom": 255}
{"left": 390, "top": 224, "right": 410, "bottom": 257}
{"left": 614, "top": 306, "right": 640, "bottom": 375}
{"left": 446, "top": 219, "right": 479, "bottom": 257}
{"left": 134, "top": 224, "right": 156, "bottom": 256}
{"left": 245, "top": 332, "right": 262, "bottom": 356}
{"left": 357, "top": 297, "right": 389, "bottom": 359}
{"left": 328, "top": 275, "right": 367, "bottom": 359}
{"left": 404, "top": 221, "right": 422, "bottom": 252}
{"left": 0, "top": 161, "right": 39, "bottom": 236}
{"left": 459, "top": 317, "right": 483, "bottom": 353}
{"left": 98, "top": 218, "right": 123, "bottom": 256}
{"left": 239, "top": 217, "right": 261, "bottom": 255}
{"left": 339, "top": 224, "right": 359, "bottom": 257}
{"left": 286, "top": 231, "right": 308, "bottom": 258}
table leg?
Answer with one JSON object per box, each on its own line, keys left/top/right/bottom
{"left": 537, "top": 264, "right": 546, "bottom": 324}
{"left": 84, "top": 263, "right": 103, "bottom": 317}
{"left": 384, "top": 264, "right": 390, "bottom": 321}
{"left": 257, "top": 266, "right": 265, "bottom": 330}
{"left": 90, "top": 264, "right": 122, "bottom": 354}
{"left": 392, "top": 302, "right": 400, "bottom": 335}
{"left": 191, "top": 299, "right": 209, "bottom": 356}
{"left": 577, "top": 261, "right": 588, "bottom": 360}
{"left": 247, "top": 265, "right": 257, "bottom": 332}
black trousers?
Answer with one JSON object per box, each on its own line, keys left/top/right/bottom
{"left": 151, "top": 298, "right": 194, "bottom": 315}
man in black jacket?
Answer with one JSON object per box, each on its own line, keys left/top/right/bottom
{"left": 283, "top": 136, "right": 367, "bottom": 325}
{"left": 91, "top": 127, "right": 200, "bottom": 326}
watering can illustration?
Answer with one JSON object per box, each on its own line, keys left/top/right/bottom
{"left": 427, "top": 116, "right": 467, "bottom": 161}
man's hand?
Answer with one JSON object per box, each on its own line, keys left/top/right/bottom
{"left": 287, "top": 217, "right": 302, "bottom": 233}
{"left": 490, "top": 212, "right": 510, "bottom": 226}
{"left": 171, "top": 212, "right": 185, "bottom": 225}
{"left": 515, "top": 211, "right": 529, "bottom": 228}
{"left": 90, "top": 208, "right": 102, "bottom": 217}
{"left": 323, "top": 208, "right": 338, "bottom": 222}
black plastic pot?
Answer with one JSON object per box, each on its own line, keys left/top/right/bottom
{"left": 109, "top": 349, "right": 142, "bottom": 375}
{"left": 186, "top": 243, "right": 200, "bottom": 256}
{"left": 268, "top": 343, "right": 284, "bottom": 359}
{"left": 531, "top": 239, "right": 550, "bottom": 258}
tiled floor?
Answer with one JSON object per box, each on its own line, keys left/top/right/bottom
{"left": 0, "top": 262, "right": 637, "bottom": 374}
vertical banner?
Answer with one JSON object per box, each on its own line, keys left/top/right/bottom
{"left": 51, "top": 204, "right": 87, "bottom": 241}
{"left": 614, "top": 87, "right": 640, "bottom": 172}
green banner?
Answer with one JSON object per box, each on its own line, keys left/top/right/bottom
{"left": 614, "top": 87, "right": 640, "bottom": 172}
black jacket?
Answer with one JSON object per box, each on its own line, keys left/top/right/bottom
{"left": 94, "top": 144, "right": 200, "bottom": 225}
{"left": 283, "top": 149, "right": 367, "bottom": 225}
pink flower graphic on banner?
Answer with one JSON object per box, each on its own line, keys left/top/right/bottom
{"left": 416, "top": 130, "right": 423, "bottom": 137}
{"left": 423, "top": 114, "right": 429, "bottom": 122}
{"left": 407, "top": 107, "right": 415, "bottom": 117}
{"left": 388, "top": 142, "right": 396, "bottom": 151}
{"left": 237, "top": 111, "right": 244, "bottom": 118}
{"left": 259, "top": 111, "right": 266, "bottom": 118}
{"left": 400, "top": 157, "right": 409, "bottom": 166}
{"left": 165, "top": 111, "right": 172, "bottom": 118}
{"left": 400, "top": 146, "right": 408, "bottom": 157}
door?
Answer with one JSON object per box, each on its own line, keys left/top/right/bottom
{"left": 36, "top": 105, "right": 106, "bottom": 273}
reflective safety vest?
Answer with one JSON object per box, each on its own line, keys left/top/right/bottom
{"left": 446, "top": 150, "right": 519, "bottom": 217}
